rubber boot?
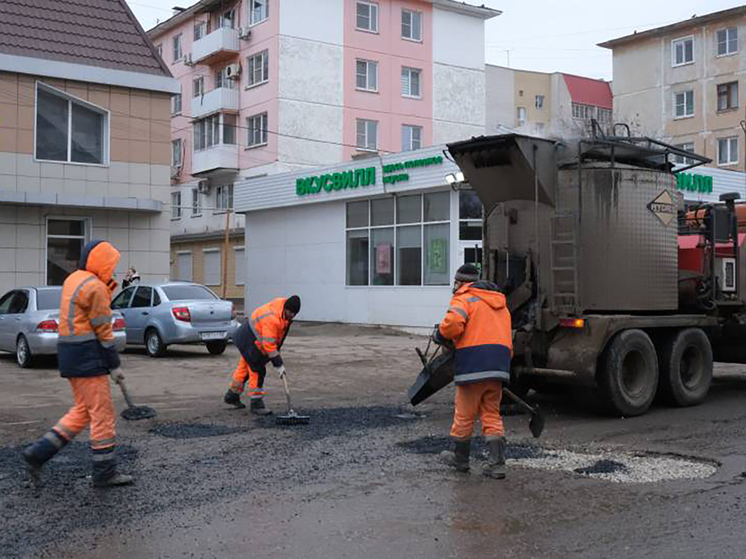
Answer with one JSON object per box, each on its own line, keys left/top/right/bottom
{"left": 22, "top": 430, "right": 68, "bottom": 485}
{"left": 439, "top": 439, "right": 471, "bottom": 472}
{"left": 250, "top": 398, "right": 271, "bottom": 416}
{"left": 483, "top": 437, "right": 507, "bottom": 480}
{"left": 224, "top": 390, "right": 246, "bottom": 409}
{"left": 92, "top": 447, "right": 134, "bottom": 488}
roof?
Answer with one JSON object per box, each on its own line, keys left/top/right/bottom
{"left": 598, "top": 5, "right": 746, "bottom": 49}
{"left": 562, "top": 74, "right": 612, "bottom": 109}
{"left": 0, "top": 0, "right": 170, "bottom": 77}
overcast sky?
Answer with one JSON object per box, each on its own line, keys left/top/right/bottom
{"left": 128, "top": 0, "right": 743, "bottom": 81}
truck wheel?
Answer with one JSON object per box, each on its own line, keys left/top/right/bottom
{"left": 658, "top": 328, "right": 712, "bottom": 407}
{"left": 598, "top": 329, "right": 658, "bottom": 417}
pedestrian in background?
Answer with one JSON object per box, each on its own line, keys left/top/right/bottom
{"left": 121, "top": 266, "right": 140, "bottom": 289}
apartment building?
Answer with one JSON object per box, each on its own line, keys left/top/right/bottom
{"left": 600, "top": 6, "right": 746, "bottom": 171}
{"left": 486, "top": 65, "right": 613, "bottom": 137}
{"left": 0, "top": 0, "right": 178, "bottom": 296}
{"left": 147, "top": 0, "right": 498, "bottom": 310}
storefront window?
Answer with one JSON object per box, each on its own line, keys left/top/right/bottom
{"left": 47, "top": 218, "right": 88, "bottom": 285}
{"left": 459, "top": 190, "right": 483, "bottom": 241}
{"left": 371, "top": 198, "right": 394, "bottom": 226}
{"left": 347, "top": 201, "right": 368, "bottom": 228}
{"left": 424, "top": 223, "right": 449, "bottom": 285}
{"left": 424, "top": 192, "right": 449, "bottom": 222}
{"left": 371, "top": 228, "right": 394, "bottom": 285}
{"left": 397, "top": 226, "right": 422, "bottom": 285}
{"left": 346, "top": 230, "right": 369, "bottom": 286}
{"left": 397, "top": 194, "right": 421, "bottom": 224}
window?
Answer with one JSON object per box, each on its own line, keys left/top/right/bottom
{"left": 717, "top": 27, "right": 738, "bottom": 56}
{"left": 459, "top": 190, "right": 483, "bottom": 241}
{"left": 247, "top": 113, "right": 268, "bottom": 147}
{"left": 176, "top": 252, "right": 192, "bottom": 282}
{"left": 193, "top": 114, "right": 220, "bottom": 151}
{"left": 171, "top": 88, "right": 182, "bottom": 115}
{"left": 718, "top": 137, "right": 739, "bottom": 166}
{"left": 234, "top": 247, "right": 246, "bottom": 286}
{"left": 356, "top": 59, "right": 378, "bottom": 92}
{"left": 535, "top": 95, "right": 545, "bottom": 109}
{"left": 173, "top": 33, "right": 183, "bottom": 61}
{"left": 223, "top": 114, "right": 237, "bottom": 145}
{"left": 203, "top": 249, "right": 221, "bottom": 286}
{"left": 572, "top": 103, "right": 595, "bottom": 121}
{"left": 517, "top": 107, "right": 526, "bottom": 127}
{"left": 36, "top": 84, "right": 108, "bottom": 165}
{"left": 216, "top": 184, "right": 234, "bottom": 211}
{"left": 356, "top": 119, "right": 378, "bottom": 151}
{"left": 171, "top": 191, "right": 182, "bottom": 219}
{"left": 402, "top": 9, "right": 422, "bottom": 41}
{"left": 194, "top": 21, "right": 208, "bottom": 41}
{"left": 46, "top": 218, "right": 87, "bottom": 286}
{"left": 717, "top": 82, "right": 739, "bottom": 111}
{"left": 163, "top": 284, "right": 216, "bottom": 301}
{"left": 191, "top": 187, "right": 201, "bottom": 216}
{"left": 672, "top": 36, "right": 693, "bottom": 66}
{"left": 156, "top": 44, "right": 163, "bottom": 57}
{"left": 401, "top": 67, "right": 421, "bottom": 98}
{"left": 402, "top": 125, "right": 422, "bottom": 151}
{"left": 356, "top": 1, "right": 378, "bottom": 32}
{"left": 247, "top": 50, "right": 269, "bottom": 87}
{"left": 219, "top": 8, "right": 236, "bottom": 29}
{"left": 673, "top": 142, "right": 695, "bottom": 165}
{"left": 131, "top": 287, "right": 153, "bottom": 308}
{"left": 250, "top": 0, "right": 269, "bottom": 25}
{"left": 193, "top": 77, "right": 204, "bottom": 98}
{"left": 597, "top": 108, "right": 612, "bottom": 123}
{"left": 216, "top": 66, "right": 237, "bottom": 89}
{"left": 172, "top": 139, "right": 182, "bottom": 168}
{"left": 674, "top": 90, "right": 694, "bottom": 118}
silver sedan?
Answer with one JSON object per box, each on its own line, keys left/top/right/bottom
{"left": 111, "top": 282, "right": 239, "bottom": 357}
{"left": 0, "top": 286, "right": 127, "bottom": 368}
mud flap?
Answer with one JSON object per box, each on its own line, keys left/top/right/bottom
{"left": 407, "top": 350, "right": 456, "bottom": 406}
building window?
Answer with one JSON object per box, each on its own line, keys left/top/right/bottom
{"left": 234, "top": 247, "right": 246, "bottom": 286}
{"left": 172, "top": 33, "right": 183, "bottom": 62}
{"left": 171, "top": 191, "right": 182, "bottom": 219}
{"left": 219, "top": 8, "right": 236, "bottom": 29}
{"left": 402, "top": 125, "right": 422, "bottom": 151}
{"left": 674, "top": 90, "right": 694, "bottom": 118}
{"left": 247, "top": 50, "right": 269, "bottom": 87}
{"left": 171, "top": 88, "right": 182, "bottom": 115}
{"left": 718, "top": 137, "right": 739, "bottom": 166}
{"left": 203, "top": 249, "right": 221, "bottom": 286}
{"left": 193, "top": 114, "right": 220, "bottom": 151}
{"left": 36, "top": 84, "right": 108, "bottom": 165}
{"left": 216, "top": 66, "right": 237, "bottom": 89}
{"left": 247, "top": 113, "right": 268, "bottom": 147}
{"left": 717, "top": 82, "right": 739, "bottom": 111}
{"left": 216, "top": 184, "right": 234, "bottom": 211}
{"left": 156, "top": 44, "right": 163, "bottom": 57}
{"left": 459, "top": 189, "right": 483, "bottom": 241}
{"left": 597, "top": 108, "right": 612, "bottom": 123}
{"left": 401, "top": 9, "right": 422, "bottom": 41}
{"left": 535, "top": 95, "right": 545, "bottom": 109}
{"left": 717, "top": 27, "right": 738, "bottom": 56}
{"left": 672, "top": 36, "right": 693, "bottom": 66}
{"left": 356, "top": 59, "right": 378, "bottom": 92}
{"left": 176, "top": 251, "right": 192, "bottom": 281}
{"left": 193, "top": 77, "right": 204, "bottom": 98}
{"left": 223, "top": 114, "right": 237, "bottom": 145}
{"left": 46, "top": 218, "right": 88, "bottom": 286}
{"left": 191, "top": 187, "right": 202, "bottom": 216}
{"left": 673, "top": 142, "right": 695, "bottom": 165}
{"left": 401, "top": 67, "right": 421, "bottom": 98}
{"left": 172, "top": 139, "right": 182, "bottom": 168}
{"left": 517, "top": 106, "right": 527, "bottom": 127}
{"left": 356, "top": 1, "right": 378, "bottom": 33}
{"left": 250, "top": 0, "right": 268, "bottom": 25}
{"left": 571, "top": 103, "right": 595, "bottom": 121}
{"left": 194, "top": 21, "right": 208, "bottom": 41}
{"left": 356, "top": 119, "right": 378, "bottom": 151}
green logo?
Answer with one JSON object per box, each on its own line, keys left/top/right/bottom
{"left": 382, "top": 155, "right": 444, "bottom": 185}
{"left": 296, "top": 167, "right": 376, "bottom": 197}
{"left": 676, "top": 172, "right": 713, "bottom": 194}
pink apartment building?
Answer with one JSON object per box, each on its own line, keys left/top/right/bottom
{"left": 147, "top": 0, "right": 498, "bottom": 308}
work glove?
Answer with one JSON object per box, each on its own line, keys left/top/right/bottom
{"left": 276, "top": 365, "right": 287, "bottom": 379}
{"left": 431, "top": 327, "right": 448, "bottom": 347}
{"left": 110, "top": 368, "right": 125, "bottom": 383}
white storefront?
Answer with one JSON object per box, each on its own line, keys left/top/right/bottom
{"left": 675, "top": 166, "right": 746, "bottom": 204}
{"left": 234, "top": 145, "right": 484, "bottom": 327}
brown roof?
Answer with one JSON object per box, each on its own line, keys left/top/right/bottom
{"left": 599, "top": 5, "right": 746, "bottom": 49}
{"left": 0, "top": 0, "right": 171, "bottom": 77}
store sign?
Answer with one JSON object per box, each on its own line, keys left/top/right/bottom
{"left": 676, "top": 172, "right": 713, "bottom": 194}
{"left": 296, "top": 167, "right": 376, "bottom": 196}
{"left": 382, "top": 155, "right": 444, "bottom": 185}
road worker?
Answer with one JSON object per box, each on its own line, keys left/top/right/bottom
{"left": 435, "top": 264, "right": 512, "bottom": 479}
{"left": 22, "top": 241, "right": 133, "bottom": 488}
{"left": 224, "top": 295, "right": 301, "bottom": 414}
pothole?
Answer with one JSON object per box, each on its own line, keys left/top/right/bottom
{"left": 149, "top": 423, "right": 243, "bottom": 439}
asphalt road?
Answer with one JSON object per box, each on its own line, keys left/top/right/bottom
{"left": 2, "top": 323, "right": 746, "bottom": 558}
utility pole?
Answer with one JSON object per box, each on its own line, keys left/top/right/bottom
{"left": 222, "top": 208, "right": 231, "bottom": 300}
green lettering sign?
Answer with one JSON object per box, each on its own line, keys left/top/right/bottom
{"left": 296, "top": 167, "right": 376, "bottom": 197}
{"left": 676, "top": 172, "right": 713, "bottom": 194}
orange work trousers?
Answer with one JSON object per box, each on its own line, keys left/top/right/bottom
{"left": 229, "top": 357, "right": 266, "bottom": 400}
{"left": 53, "top": 376, "right": 116, "bottom": 450}
{"left": 450, "top": 380, "right": 504, "bottom": 440}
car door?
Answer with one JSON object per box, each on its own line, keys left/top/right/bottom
{"left": 111, "top": 287, "right": 136, "bottom": 344}
{"left": 0, "top": 291, "right": 17, "bottom": 350}
{"left": 127, "top": 286, "right": 154, "bottom": 344}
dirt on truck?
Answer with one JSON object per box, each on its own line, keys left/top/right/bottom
{"left": 445, "top": 131, "right": 746, "bottom": 417}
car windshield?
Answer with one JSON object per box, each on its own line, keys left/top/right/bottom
{"left": 36, "top": 288, "right": 62, "bottom": 310}
{"left": 161, "top": 285, "right": 218, "bottom": 302}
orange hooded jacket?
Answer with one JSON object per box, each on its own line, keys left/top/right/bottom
{"left": 233, "top": 297, "right": 292, "bottom": 369}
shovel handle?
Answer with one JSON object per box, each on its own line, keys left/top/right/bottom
{"left": 503, "top": 387, "right": 538, "bottom": 415}
{"left": 115, "top": 377, "right": 136, "bottom": 409}
{"left": 281, "top": 373, "right": 293, "bottom": 412}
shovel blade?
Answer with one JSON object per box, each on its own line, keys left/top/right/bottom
{"left": 121, "top": 406, "right": 157, "bottom": 421}
{"left": 528, "top": 408, "right": 545, "bottom": 438}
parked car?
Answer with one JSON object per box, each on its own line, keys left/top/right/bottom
{"left": 0, "top": 286, "right": 127, "bottom": 368}
{"left": 111, "top": 282, "right": 239, "bottom": 357}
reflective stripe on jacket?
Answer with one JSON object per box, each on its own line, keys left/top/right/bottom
{"left": 234, "top": 298, "right": 291, "bottom": 368}
{"left": 438, "top": 280, "right": 512, "bottom": 386}
{"left": 57, "top": 241, "right": 121, "bottom": 378}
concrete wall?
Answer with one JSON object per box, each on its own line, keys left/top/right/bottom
{"left": 485, "top": 64, "right": 514, "bottom": 134}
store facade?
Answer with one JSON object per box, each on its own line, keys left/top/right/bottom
{"left": 234, "top": 145, "right": 483, "bottom": 327}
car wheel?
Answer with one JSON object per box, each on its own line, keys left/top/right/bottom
{"left": 206, "top": 341, "right": 227, "bottom": 355}
{"left": 16, "top": 335, "right": 33, "bottom": 369}
{"left": 145, "top": 328, "right": 166, "bottom": 358}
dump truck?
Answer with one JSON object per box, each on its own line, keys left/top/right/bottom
{"left": 440, "top": 131, "right": 746, "bottom": 417}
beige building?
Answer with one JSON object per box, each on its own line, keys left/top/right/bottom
{"left": 486, "top": 65, "right": 613, "bottom": 138}
{"left": 0, "top": 0, "right": 178, "bottom": 295}
{"left": 600, "top": 6, "right": 746, "bottom": 170}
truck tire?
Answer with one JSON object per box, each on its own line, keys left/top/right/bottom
{"left": 658, "top": 328, "right": 712, "bottom": 407}
{"left": 598, "top": 329, "right": 658, "bottom": 417}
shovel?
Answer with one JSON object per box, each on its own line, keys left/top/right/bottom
{"left": 502, "top": 387, "right": 545, "bottom": 438}
{"left": 115, "top": 378, "right": 157, "bottom": 421}
{"left": 276, "top": 373, "right": 309, "bottom": 426}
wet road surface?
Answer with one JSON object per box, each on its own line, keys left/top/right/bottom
{"left": 2, "top": 323, "right": 746, "bottom": 558}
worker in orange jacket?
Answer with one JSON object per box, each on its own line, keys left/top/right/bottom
{"left": 22, "top": 241, "right": 133, "bottom": 488}
{"left": 436, "top": 264, "right": 512, "bottom": 479}
{"left": 224, "top": 295, "right": 301, "bottom": 414}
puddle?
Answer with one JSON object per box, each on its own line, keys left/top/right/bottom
{"left": 149, "top": 423, "right": 243, "bottom": 439}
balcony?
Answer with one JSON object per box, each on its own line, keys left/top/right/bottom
{"left": 191, "top": 27, "right": 240, "bottom": 65}
{"left": 192, "top": 144, "right": 239, "bottom": 175}
{"left": 191, "top": 87, "right": 240, "bottom": 119}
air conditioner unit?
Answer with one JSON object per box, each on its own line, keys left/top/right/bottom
{"left": 197, "top": 180, "right": 210, "bottom": 194}
{"left": 226, "top": 63, "right": 241, "bottom": 79}
{"left": 184, "top": 53, "right": 194, "bottom": 66}
{"left": 239, "top": 27, "right": 252, "bottom": 40}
